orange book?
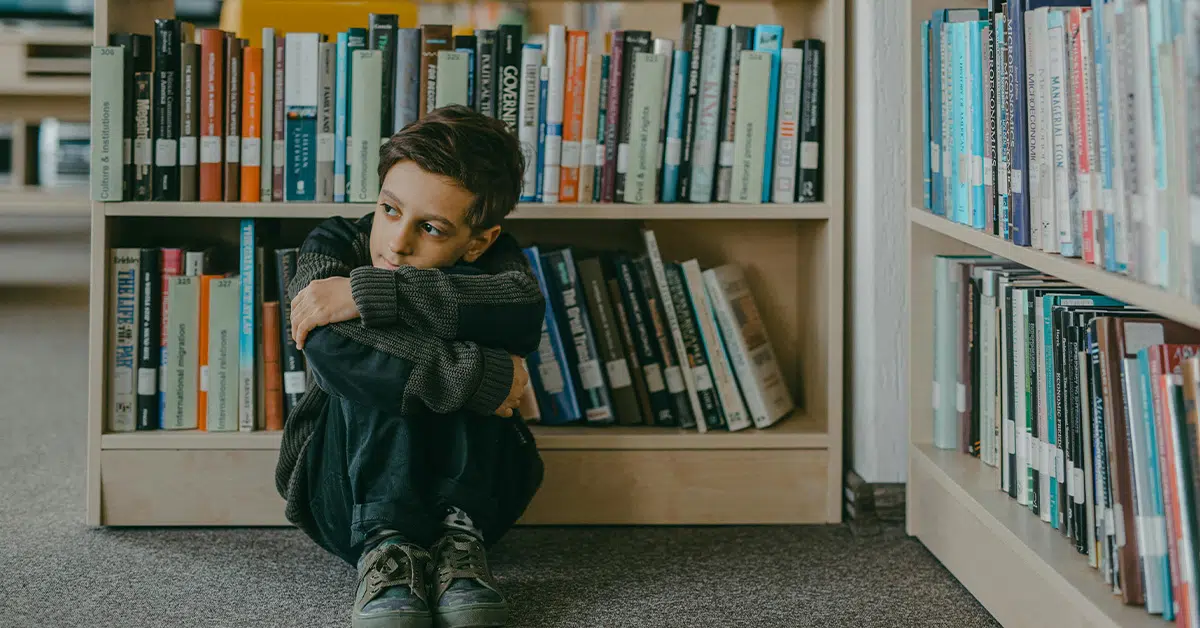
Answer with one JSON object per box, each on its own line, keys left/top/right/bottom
{"left": 240, "top": 45, "right": 262, "bottom": 202}
{"left": 199, "top": 28, "right": 226, "bottom": 201}
{"left": 558, "top": 30, "right": 588, "bottom": 202}
{"left": 197, "top": 274, "right": 218, "bottom": 431}
{"left": 263, "top": 301, "right": 284, "bottom": 431}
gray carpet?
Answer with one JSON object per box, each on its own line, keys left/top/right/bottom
{"left": 0, "top": 286, "right": 999, "bottom": 628}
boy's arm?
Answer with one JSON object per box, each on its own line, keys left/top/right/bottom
{"left": 347, "top": 233, "right": 545, "bottom": 356}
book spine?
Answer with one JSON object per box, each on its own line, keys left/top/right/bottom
{"left": 135, "top": 247, "right": 160, "bottom": 430}
{"left": 559, "top": 30, "right": 587, "bottom": 203}
{"left": 601, "top": 32, "right": 625, "bottom": 202}
{"left": 643, "top": 231, "right": 705, "bottom": 431}
{"left": 90, "top": 46, "right": 124, "bottom": 201}
{"left": 678, "top": 3, "right": 715, "bottom": 199}
{"left": 434, "top": 50, "right": 469, "bottom": 108}
{"left": 110, "top": 249, "right": 140, "bottom": 432}
{"left": 342, "top": 29, "right": 367, "bottom": 200}
{"left": 390, "top": 28, "right": 419, "bottom": 134}
{"left": 350, "top": 50, "right": 383, "bottom": 202}
{"left": 614, "top": 255, "right": 675, "bottom": 426}
{"left": 223, "top": 35, "right": 243, "bottom": 202}
{"left": 259, "top": 28, "right": 274, "bottom": 202}
{"left": 153, "top": 19, "right": 180, "bottom": 201}
{"left": 954, "top": 23, "right": 970, "bottom": 226}
{"left": 536, "top": 65, "right": 548, "bottom": 202}
{"left": 240, "top": 46, "right": 262, "bottom": 202}
{"left": 930, "top": 15, "right": 946, "bottom": 217}
{"left": 578, "top": 257, "right": 642, "bottom": 425}
{"left": 518, "top": 44, "right": 542, "bottom": 202}
{"left": 370, "top": 14, "right": 398, "bottom": 137}
{"left": 107, "top": 34, "right": 134, "bottom": 200}
{"left": 717, "top": 26, "right": 754, "bottom": 202}
{"left": 197, "top": 275, "right": 214, "bottom": 430}
{"left": 262, "top": 301, "right": 284, "bottom": 431}
{"left": 666, "top": 262, "right": 724, "bottom": 430}
{"left": 969, "top": 23, "right": 985, "bottom": 230}
{"left": 615, "top": 31, "right": 651, "bottom": 203}
{"left": 1049, "top": 12, "right": 1076, "bottom": 256}
{"left": 594, "top": 54, "right": 610, "bottom": 202}
{"left": 316, "top": 42, "right": 336, "bottom": 201}
{"left": 1007, "top": 3, "right": 1030, "bottom": 245}
{"left": 662, "top": 50, "right": 690, "bottom": 203}
{"left": 133, "top": 71, "right": 153, "bottom": 201}
{"left": 206, "top": 277, "right": 240, "bottom": 431}
{"left": 474, "top": 29, "right": 496, "bottom": 118}
{"left": 543, "top": 249, "right": 615, "bottom": 424}
{"left": 495, "top": 24, "right": 523, "bottom": 133}
{"left": 772, "top": 45, "right": 803, "bottom": 204}
{"left": 754, "top": 25, "right": 784, "bottom": 203}
{"left": 731, "top": 51, "right": 770, "bottom": 203}
{"left": 688, "top": 25, "right": 727, "bottom": 203}
{"left": 541, "top": 25, "right": 566, "bottom": 204}
{"left": 652, "top": 38, "right": 674, "bottom": 200}
{"left": 983, "top": 24, "right": 994, "bottom": 233}
{"left": 274, "top": 249, "right": 306, "bottom": 413}
{"left": 156, "top": 249, "right": 182, "bottom": 426}
{"left": 923, "top": 21, "right": 932, "bottom": 211}
{"left": 522, "top": 246, "right": 581, "bottom": 424}
{"left": 681, "top": 259, "right": 752, "bottom": 431}
{"left": 578, "top": 52, "right": 602, "bottom": 203}
{"left": 238, "top": 220, "right": 256, "bottom": 432}
{"left": 420, "top": 24, "right": 453, "bottom": 119}
{"left": 179, "top": 42, "right": 199, "bottom": 201}
{"left": 272, "top": 35, "right": 286, "bottom": 201}
{"left": 634, "top": 256, "right": 695, "bottom": 429}
{"left": 285, "top": 34, "right": 317, "bottom": 201}
{"left": 941, "top": 20, "right": 956, "bottom": 222}
{"left": 334, "top": 32, "right": 349, "bottom": 202}
{"left": 997, "top": 18, "right": 1011, "bottom": 239}
{"left": 164, "top": 275, "right": 199, "bottom": 430}
{"left": 626, "top": 53, "right": 667, "bottom": 204}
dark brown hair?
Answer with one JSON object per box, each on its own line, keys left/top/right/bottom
{"left": 378, "top": 105, "right": 525, "bottom": 231}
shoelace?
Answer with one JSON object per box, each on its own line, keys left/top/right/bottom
{"left": 435, "top": 535, "right": 487, "bottom": 583}
{"left": 365, "top": 544, "right": 417, "bottom": 590}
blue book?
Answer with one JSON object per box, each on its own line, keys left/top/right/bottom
{"left": 334, "top": 32, "right": 349, "bottom": 203}
{"left": 753, "top": 25, "right": 783, "bottom": 202}
{"left": 522, "top": 245, "right": 581, "bottom": 424}
{"left": 1091, "top": 0, "right": 1118, "bottom": 271}
{"left": 969, "top": 21, "right": 986, "bottom": 230}
{"left": 662, "top": 50, "right": 690, "bottom": 203}
{"left": 922, "top": 21, "right": 932, "bottom": 210}
{"left": 535, "top": 64, "right": 548, "bottom": 203}
{"left": 931, "top": 9, "right": 987, "bottom": 218}
{"left": 238, "top": 219, "right": 256, "bottom": 432}
{"left": 1007, "top": 1, "right": 1032, "bottom": 245}
{"left": 457, "top": 46, "right": 475, "bottom": 110}
{"left": 1136, "top": 347, "right": 1174, "bottom": 619}
{"left": 342, "top": 28, "right": 367, "bottom": 200}
{"left": 953, "top": 23, "right": 970, "bottom": 224}
{"left": 541, "top": 247, "right": 615, "bottom": 425}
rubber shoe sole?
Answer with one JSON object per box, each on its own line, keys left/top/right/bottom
{"left": 352, "top": 609, "right": 433, "bottom": 628}
{"left": 433, "top": 603, "right": 508, "bottom": 628}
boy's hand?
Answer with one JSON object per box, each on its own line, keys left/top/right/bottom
{"left": 291, "top": 277, "right": 360, "bottom": 350}
{"left": 494, "top": 355, "right": 529, "bottom": 418}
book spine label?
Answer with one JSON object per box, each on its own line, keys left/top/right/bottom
{"left": 334, "top": 32, "right": 349, "bottom": 202}
{"left": 285, "top": 34, "right": 318, "bottom": 201}
{"left": 206, "top": 277, "right": 240, "bottom": 431}
{"left": 798, "top": 40, "right": 825, "bottom": 202}
{"left": 518, "top": 45, "right": 542, "bottom": 202}
{"left": 110, "top": 249, "right": 140, "bottom": 432}
{"left": 370, "top": 14, "right": 398, "bottom": 137}
{"left": 395, "top": 28, "right": 422, "bottom": 131}
{"left": 223, "top": 36, "right": 243, "bottom": 202}
{"left": 615, "top": 256, "right": 675, "bottom": 425}
{"left": 558, "top": 30, "right": 588, "bottom": 203}
{"left": 240, "top": 46, "right": 262, "bottom": 202}
{"left": 772, "top": 46, "right": 803, "bottom": 203}
{"left": 272, "top": 36, "right": 286, "bottom": 201}
{"left": 260, "top": 28, "right": 274, "bottom": 201}
{"left": 717, "top": 26, "right": 754, "bottom": 202}
{"left": 90, "top": 46, "right": 124, "bottom": 201}
{"left": 350, "top": 50, "right": 383, "bottom": 202}
{"left": 179, "top": 42, "right": 200, "bottom": 201}
{"left": 135, "top": 248, "right": 160, "bottom": 430}
{"left": 544, "top": 249, "right": 614, "bottom": 424}
{"left": 495, "top": 25, "right": 522, "bottom": 133}
{"left": 615, "top": 31, "right": 650, "bottom": 202}
{"left": 522, "top": 247, "right": 581, "bottom": 424}
{"left": 316, "top": 42, "right": 336, "bottom": 201}
{"left": 474, "top": 29, "right": 496, "bottom": 117}
{"left": 666, "top": 262, "right": 724, "bottom": 430}
{"left": 731, "top": 51, "right": 770, "bottom": 203}
{"left": 238, "top": 220, "right": 256, "bottom": 431}
{"left": 662, "top": 50, "right": 690, "bottom": 203}
{"left": 420, "top": 24, "right": 453, "bottom": 119}
{"left": 644, "top": 231, "right": 705, "bottom": 431}
{"left": 133, "top": 72, "right": 153, "bottom": 201}
{"left": 625, "top": 53, "right": 666, "bottom": 204}
{"left": 153, "top": 19, "right": 180, "bottom": 201}
{"left": 689, "top": 25, "right": 728, "bottom": 203}
{"left": 578, "top": 52, "right": 602, "bottom": 203}
{"left": 434, "top": 50, "right": 470, "bottom": 108}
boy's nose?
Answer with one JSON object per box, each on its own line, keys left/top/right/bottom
{"left": 388, "top": 222, "right": 417, "bottom": 256}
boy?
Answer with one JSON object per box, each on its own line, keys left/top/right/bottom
{"left": 274, "top": 105, "right": 546, "bottom": 628}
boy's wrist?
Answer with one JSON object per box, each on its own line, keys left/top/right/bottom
{"left": 465, "top": 345, "right": 515, "bottom": 416}
{"left": 349, "top": 266, "right": 399, "bottom": 327}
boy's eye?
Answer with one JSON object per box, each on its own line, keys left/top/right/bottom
{"left": 422, "top": 222, "right": 444, "bottom": 236}
{"left": 381, "top": 203, "right": 400, "bottom": 217}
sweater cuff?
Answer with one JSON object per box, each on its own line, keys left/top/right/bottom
{"left": 465, "top": 346, "right": 514, "bottom": 416}
{"left": 349, "top": 266, "right": 398, "bottom": 327}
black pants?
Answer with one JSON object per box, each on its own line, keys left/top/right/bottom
{"left": 301, "top": 397, "right": 544, "bottom": 566}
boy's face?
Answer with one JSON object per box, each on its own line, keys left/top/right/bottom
{"left": 370, "top": 160, "right": 501, "bottom": 270}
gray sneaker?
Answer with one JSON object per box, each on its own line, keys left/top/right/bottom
{"left": 429, "top": 533, "right": 508, "bottom": 628}
{"left": 353, "top": 538, "right": 433, "bottom": 628}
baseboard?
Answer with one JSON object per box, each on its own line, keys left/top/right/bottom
{"left": 843, "top": 468, "right": 905, "bottom": 524}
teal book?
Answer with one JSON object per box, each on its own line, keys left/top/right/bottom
{"left": 237, "top": 219, "right": 256, "bottom": 432}
{"left": 922, "top": 20, "right": 932, "bottom": 210}
{"left": 1135, "top": 347, "right": 1173, "bottom": 618}
{"left": 952, "top": 22, "right": 969, "bottom": 225}
{"left": 334, "top": 32, "right": 349, "bottom": 202}
{"left": 969, "top": 21, "right": 986, "bottom": 230}
{"left": 753, "top": 25, "right": 783, "bottom": 203}
{"left": 342, "top": 28, "right": 367, "bottom": 200}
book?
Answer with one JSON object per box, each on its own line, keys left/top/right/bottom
{"left": 316, "top": 42, "right": 336, "bottom": 202}
{"left": 474, "top": 29, "right": 496, "bottom": 118}
{"left": 542, "top": 248, "right": 615, "bottom": 424}
{"left": 434, "top": 50, "right": 469, "bottom": 108}
{"left": 518, "top": 44, "right": 542, "bottom": 203}
{"left": 420, "top": 24, "right": 453, "bottom": 119}
{"left": 494, "top": 24, "right": 523, "bottom": 133}
{"left": 681, "top": 259, "right": 752, "bottom": 431}
{"left": 152, "top": 19, "right": 181, "bottom": 201}
{"left": 771, "top": 46, "right": 803, "bottom": 204}
{"left": 164, "top": 275, "right": 199, "bottom": 430}
{"left": 369, "top": 14, "right": 398, "bottom": 137}
{"left": 797, "top": 39, "right": 825, "bottom": 202}
{"left": 578, "top": 52, "right": 603, "bottom": 204}
{"left": 349, "top": 50, "right": 383, "bottom": 203}
{"left": 542, "top": 24, "right": 566, "bottom": 204}
{"left": 206, "top": 276, "right": 240, "bottom": 432}
{"left": 285, "top": 33, "right": 319, "bottom": 201}
{"left": 109, "top": 249, "right": 140, "bottom": 432}
{"left": 625, "top": 52, "right": 667, "bottom": 204}
{"left": 274, "top": 248, "right": 306, "bottom": 414}
{"left": 238, "top": 220, "right": 256, "bottom": 432}
{"left": 180, "top": 41, "right": 200, "bottom": 201}
{"left": 260, "top": 28, "right": 274, "bottom": 202}
{"left": 394, "top": 27, "right": 422, "bottom": 131}
{"left": 661, "top": 49, "right": 690, "bottom": 203}
{"left": 730, "top": 51, "right": 771, "bottom": 203}
{"left": 135, "top": 248, "right": 160, "bottom": 430}
{"left": 523, "top": 245, "right": 581, "bottom": 424}
{"left": 577, "top": 257, "right": 642, "bottom": 425}
{"left": 132, "top": 71, "right": 153, "bottom": 201}
{"left": 614, "top": 30, "right": 651, "bottom": 203}
{"left": 240, "top": 45, "right": 262, "bottom": 202}
{"left": 90, "top": 46, "right": 125, "bottom": 201}
{"left": 198, "top": 28, "right": 224, "bottom": 202}
{"left": 223, "top": 34, "right": 244, "bottom": 202}
{"left": 559, "top": 30, "right": 588, "bottom": 203}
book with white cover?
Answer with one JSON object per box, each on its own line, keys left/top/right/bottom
{"left": 730, "top": 51, "right": 771, "bottom": 203}
{"left": 435, "top": 50, "right": 470, "bottom": 107}
{"left": 164, "top": 275, "right": 199, "bottom": 430}
{"left": 624, "top": 53, "right": 666, "bottom": 204}
{"left": 90, "top": 46, "right": 124, "bottom": 201}
{"left": 542, "top": 25, "right": 566, "bottom": 204}
{"left": 260, "top": 28, "right": 275, "bottom": 201}
{"left": 206, "top": 277, "right": 240, "bottom": 432}
{"left": 518, "top": 44, "right": 542, "bottom": 202}
{"left": 349, "top": 50, "right": 382, "bottom": 202}
{"left": 687, "top": 25, "right": 727, "bottom": 203}
{"left": 772, "top": 47, "right": 803, "bottom": 203}
{"left": 578, "top": 53, "right": 602, "bottom": 203}
{"left": 681, "top": 259, "right": 752, "bottom": 431}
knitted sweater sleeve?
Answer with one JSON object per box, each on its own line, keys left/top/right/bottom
{"left": 291, "top": 217, "right": 512, "bottom": 416}
{"left": 346, "top": 232, "right": 545, "bottom": 357}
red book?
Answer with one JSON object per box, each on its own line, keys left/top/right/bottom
{"left": 198, "top": 28, "right": 225, "bottom": 202}
{"left": 558, "top": 30, "right": 588, "bottom": 202}
{"left": 240, "top": 46, "right": 262, "bottom": 202}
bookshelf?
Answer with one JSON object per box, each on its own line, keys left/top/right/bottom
{"left": 85, "top": 0, "right": 847, "bottom": 528}
{"left": 905, "top": 1, "right": 1188, "bottom": 626}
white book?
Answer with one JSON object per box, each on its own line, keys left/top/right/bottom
{"left": 1121, "top": 328, "right": 1167, "bottom": 614}
{"left": 543, "top": 25, "right": 566, "bottom": 204}
{"left": 435, "top": 50, "right": 470, "bottom": 108}
{"left": 578, "top": 52, "right": 602, "bottom": 204}
{"left": 164, "top": 275, "right": 200, "bottom": 430}
{"left": 681, "top": 259, "right": 752, "bottom": 432}
{"left": 1012, "top": 288, "right": 1028, "bottom": 507}
{"left": 1026, "top": 9, "right": 1046, "bottom": 251}
{"left": 316, "top": 42, "right": 336, "bottom": 202}
{"left": 1036, "top": 9, "right": 1059, "bottom": 253}
{"left": 643, "top": 230, "right": 705, "bottom": 433}
{"left": 1187, "top": 1, "right": 1200, "bottom": 302}
{"left": 730, "top": 51, "right": 772, "bottom": 204}
{"left": 1132, "top": 6, "right": 1159, "bottom": 285}
{"left": 109, "top": 249, "right": 140, "bottom": 432}
{"left": 772, "top": 47, "right": 804, "bottom": 203}
{"left": 90, "top": 46, "right": 124, "bottom": 201}
{"left": 518, "top": 45, "right": 542, "bottom": 201}
{"left": 185, "top": 250, "right": 206, "bottom": 276}
{"left": 688, "top": 25, "right": 727, "bottom": 203}
{"left": 260, "top": 28, "right": 275, "bottom": 201}
{"left": 653, "top": 37, "right": 674, "bottom": 189}
{"left": 703, "top": 264, "right": 794, "bottom": 428}
{"left": 206, "top": 277, "right": 241, "bottom": 432}
{"left": 999, "top": 275, "right": 1013, "bottom": 491}
{"left": 978, "top": 269, "right": 996, "bottom": 467}
{"left": 349, "top": 50, "right": 382, "bottom": 202}
{"left": 1106, "top": 2, "right": 1131, "bottom": 272}
{"left": 625, "top": 53, "right": 666, "bottom": 204}
{"left": 1048, "top": 13, "right": 1075, "bottom": 256}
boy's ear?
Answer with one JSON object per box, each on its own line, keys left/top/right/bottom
{"left": 462, "top": 225, "right": 502, "bottom": 263}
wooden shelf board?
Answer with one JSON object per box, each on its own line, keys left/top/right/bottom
{"left": 910, "top": 206, "right": 1200, "bottom": 329}
{"left": 103, "top": 201, "right": 834, "bottom": 221}
{"left": 0, "top": 187, "right": 89, "bottom": 216}
{"left": 100, "top": 412, "right": 825, "bottom": 451}
{"left": 909, "top": 443, "right": 1161, "bottom": 628}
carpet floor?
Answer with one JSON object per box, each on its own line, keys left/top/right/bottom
{"left": 0, "top": 287, "right": 998, "bottom": 628}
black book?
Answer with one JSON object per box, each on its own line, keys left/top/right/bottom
{"left": 578, "top": 256, "right": 644, "bottom": 426}
{"left": 152, "top": 19, "right": 181, "bottom": 200}
{"left": 109, "top": 32, "right": 152, "bottom": 201}
{"left": 369, "top": 14, "right": 399, "bottom": 136}
{"left": 136, "top": 247, "right": 161, "bottom": 430}
{"left": 474, "top": 30, "right": 497, "bottom": 117}
{"left": 612, "top": 254, "right": 675, "bottom": 426}
{"left": 274, "top": 248, "right": 306, "bottom": 415}
{"left": 494, "top": 24, "right": 523, "bottom": 133}
{"left": 677, "top": 0, "right": 719, "bottom": 200}
{"left": 666, "top": 262, "right": 724, "bottom": 430}
{"left": 715, "top": 25, "right": 753, "bottom": 202}
{"left": 613, "top": 30, "right": 650, "bottom": 203}
{"left": 968, "top": 272, "right": 981, "bottom": 455}
{"left": 633, "top": 256, "right": 695, "bottom": 429}
{"left": 796, "top": 39, "right": 824, "bottom": 202}
{"left": 133, "top": 71, "right": 153, "bottom": 201}
{"left": 541, "top": 248, "right": 616, "bottom": 425}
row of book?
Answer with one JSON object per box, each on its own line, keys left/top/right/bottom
{"left": 918, "top": 3, "right": 1200, "bottom": 301}
{"left": 106, "top": 224, "right": 795, "bottom": 433}
{"left": 87, "top": 6, "right": 827, "bottom": 206}
{"left": 932, "top": 254, "right": 1200, "bottom": 624}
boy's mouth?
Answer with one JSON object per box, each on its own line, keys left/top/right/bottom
{"left": 376, "top": 257, "right": 403, "bottom": 270}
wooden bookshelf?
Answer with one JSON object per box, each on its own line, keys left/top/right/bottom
{"left": 86, "top": 0, "right": 847, "bottom": 528}
{"left": 904, "top": 0, "right": 1197, "bottom": 625}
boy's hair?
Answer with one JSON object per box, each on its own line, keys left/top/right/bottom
{"left": 378, "top": 105, "right": 525, "bottom": 231}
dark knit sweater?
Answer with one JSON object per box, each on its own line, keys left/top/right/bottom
{"left": 274, "top": 213, "right": 545, "bottom": 534}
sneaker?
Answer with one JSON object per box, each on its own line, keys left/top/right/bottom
{"left": 429, "top": 532, "right": 508, "bottom": 628}
{"left": 353, "top": 537, "right": 433, "bottom": 628}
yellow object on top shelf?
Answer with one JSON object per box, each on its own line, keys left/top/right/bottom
{"left": 218, "top": 0, "right": 420, "bottom": 45}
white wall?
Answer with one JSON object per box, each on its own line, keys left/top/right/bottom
{"left": 848, "top": 0, "right": 910, "bottom": 484}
